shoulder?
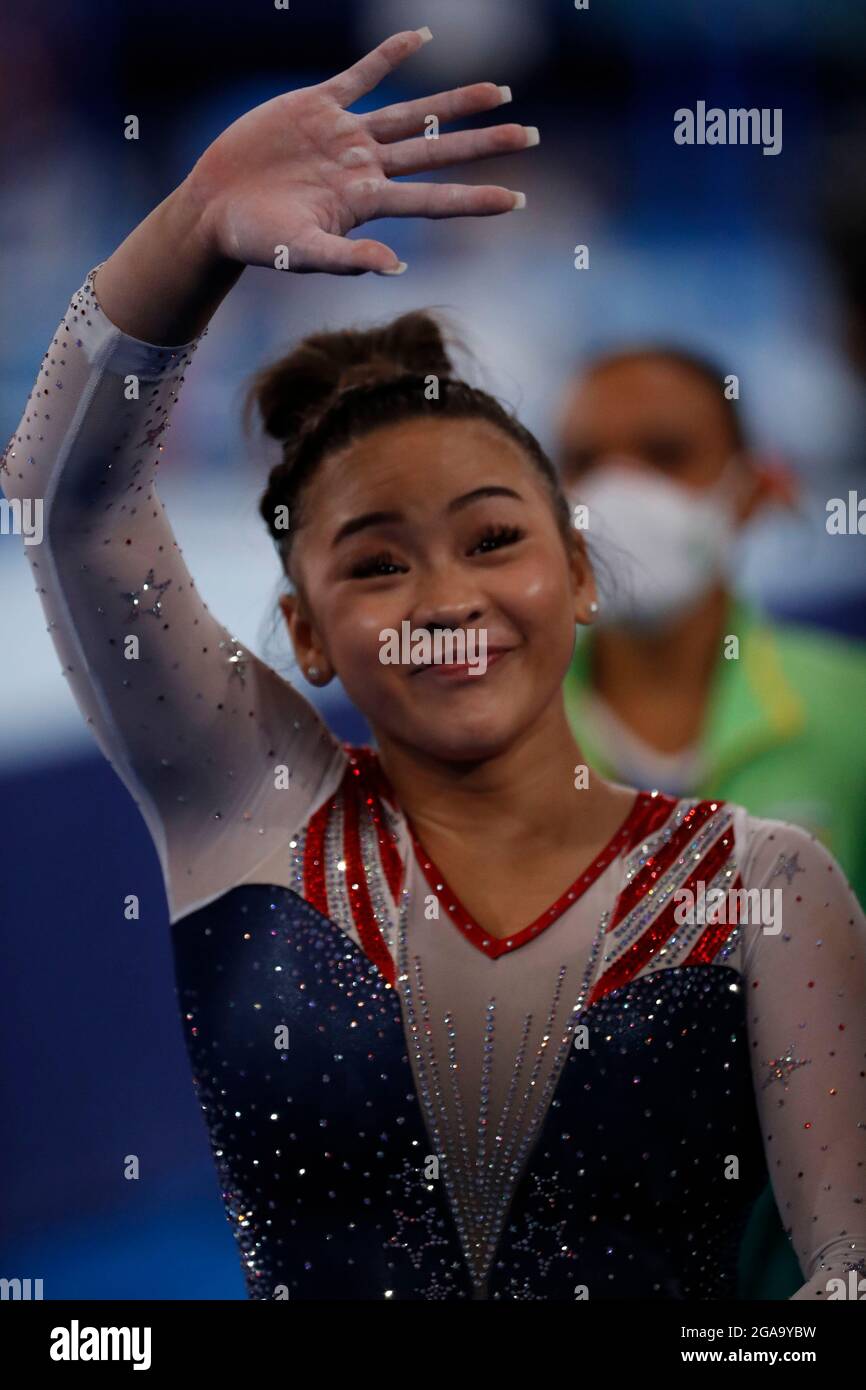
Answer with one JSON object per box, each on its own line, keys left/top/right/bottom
{"left": 731, "top": 808, "right": 866, "bottom": 981}
{"left": 654, "top": 797, "right": 839, "bottom": 923}
{"left": 734, "top": 809, "right": 846, "bottom": 879}
{"left": 730, "top": 810, "right": 863, "bottom": 945}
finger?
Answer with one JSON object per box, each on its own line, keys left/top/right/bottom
{"left": 381, "top": 123, "right": 538, "bottom": 178}
{"left": 365, "top": 81, "right": 511, "bottom": 143}
{"left": 324, "top": 28, "right": 431, "bottom": 108}
{"left": 376, "top": 182, "right": 525, "bottom": 219}
{"left": 297, "top": 229, "right": 406, "bottom": 277}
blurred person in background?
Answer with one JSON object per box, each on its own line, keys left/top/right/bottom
{"left": 557, "top": 347, "right": 866, "bottom": 1297}
{"left": 558, "top": 348, "right": 866, "bottom": 907}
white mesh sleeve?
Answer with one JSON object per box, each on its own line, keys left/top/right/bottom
{"left": 738, "top": 816, "right": 866, "bottom": 1300}
{"left": 1, "top": 266, "right": 345, "bottom": 922}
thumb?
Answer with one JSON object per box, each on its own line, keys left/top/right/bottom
{"left": 348, "top": 237, "right": 408, "bottom": 277}
{"left": 299, "top": 229, "right": 407, "bottom": 276}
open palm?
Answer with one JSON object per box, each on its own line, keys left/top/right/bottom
{"left": 187, "top": 27, "right": 536, "bottom": 276}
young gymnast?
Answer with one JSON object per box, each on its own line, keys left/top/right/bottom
{"left": 4, "top": 28, "right": 864, "bottom": 1300}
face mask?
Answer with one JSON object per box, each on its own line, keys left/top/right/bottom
{"left": 570, "top": 459, "right": 742, "bottom": 631}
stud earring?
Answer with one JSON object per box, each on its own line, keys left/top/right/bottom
{"left": 307, "top": 665, "right": 320, "bottom": 681}
{"left": 589, "top": 601, "right": 599, "bottom": 615}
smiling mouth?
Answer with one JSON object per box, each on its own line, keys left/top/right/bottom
{"left": 410, "top": 648, "right": 513, "bottom": 680}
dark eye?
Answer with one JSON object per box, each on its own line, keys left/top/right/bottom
{"left": 471, "top": 523, "right": 524, "bottom": 555}
{"left": 349, "top": 550, "right": 408, "bottom": 579}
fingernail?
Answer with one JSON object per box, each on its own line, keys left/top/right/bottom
{"left": 524, "top": 126, "right": 540, "bottom": 147}
{"left": 380, "top": 261, "right": 408, "bottom": 275}
{"left": 497, "top": 85, "right": 512, "bottom": 104}
{"left": 415, "top": 26, "right": 433, "bottom": 43}
{"left": 510, "top": 191, "right": 526, "bottom": 210}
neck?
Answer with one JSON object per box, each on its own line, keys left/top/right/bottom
{"left": 375, "top": 696, "right": 613, "bottom": 854}
{"left": 592, "top": 584, "right": 730, "bottom": 713}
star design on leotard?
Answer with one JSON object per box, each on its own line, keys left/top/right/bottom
{"left": 769, "top": 851, "right": 806, "bottom": 886}
{"left": 761, "top": 1044, "right": 812, "bottom": 1091}
{"left": 528, "top": 1172, "right": 562, "bottom": 1207}
{"left": 387, "top": 1203, "right": 451, "bottom": 1271}
{"left": 123, "top": 568, "right": 171, "bottom": 620}
{"left": 421, "top": 1269, "right": 460, "bottom": 1300}
{"left": 219, "top": 636, "right": 248, "bottom": 685}
{"left": 503, "top": 1274, "right": 545, "bottom": 1300}
{"left": 843, "top": 1256, "right": 866, "bottom": 1278}
{"left": 507, "top": 1170, "right": 576, "bottom": 1280}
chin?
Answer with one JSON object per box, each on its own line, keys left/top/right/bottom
{"left": 404, "top": 709, "right": 523, "bottom": 764}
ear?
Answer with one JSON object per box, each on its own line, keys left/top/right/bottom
{"left": 736, "top": 451, "right": 800, "bottom": 524}
{"left": 279, "top": 591, "right": 334, "bottom": 686}
{"left": 566, "top": 530, "right": 599, "bottom": 626}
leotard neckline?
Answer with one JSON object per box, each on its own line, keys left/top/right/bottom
{"left": 406, "top": 788, "right": 659, "bottom": 959}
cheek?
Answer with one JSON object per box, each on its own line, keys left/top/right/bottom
{"left": 320, "top": 591, "right": 402, "bottom": 675}
{"left": 501, "top": 548, "right": 573, "bottom": 632}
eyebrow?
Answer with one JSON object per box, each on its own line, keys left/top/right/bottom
{"left": 450, "top": 485, "right": 522, "bottom": 512}
{"left": 332, "top": 510, "right": 401, "bottom": 546}
{"left": 331, "top": 486, "right": 523, "bottom": 547}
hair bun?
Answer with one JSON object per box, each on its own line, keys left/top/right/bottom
{"left": 244, "top": 309, "right": 456, "bottom": 444}
{"left": 334, "top": 357, "right": 405, "bottom": 393}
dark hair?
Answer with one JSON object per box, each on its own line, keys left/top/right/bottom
{"left": 583, "top": 344, "right": 746, "bottom": 452}
{"left": 245, "top": 309, "right": 574, "bottom": 582}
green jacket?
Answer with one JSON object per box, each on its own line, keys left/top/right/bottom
{"left": 565, "top": 595, "right": 866, "bottom": 909}
{"left": 564, "top": 595, "right": 866, "bottom": 1298}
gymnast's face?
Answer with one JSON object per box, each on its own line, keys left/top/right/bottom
{"left": 280, "top": 415, "right": 596, "bottom": 763}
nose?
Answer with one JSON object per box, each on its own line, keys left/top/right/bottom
{"left": 411, "top": 565, "right": 486, "bottom": 633}
{"left": 413, "top": 597, "right": 486, "bottom": 632}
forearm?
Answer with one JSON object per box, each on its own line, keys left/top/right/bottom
{"left": 92, "top": 179, "right": 243, "bottom": 347}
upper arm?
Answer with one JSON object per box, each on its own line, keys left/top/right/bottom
{"left": 3, "top": 268, "right": 344, "bottom": 918}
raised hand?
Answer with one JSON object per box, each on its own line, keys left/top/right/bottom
{"left": 186, "top": 27, "right": 537, "bottom": 276}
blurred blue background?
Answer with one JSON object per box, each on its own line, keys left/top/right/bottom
{"left": 2, "top": 0, "right": 866, "bottom": 1297}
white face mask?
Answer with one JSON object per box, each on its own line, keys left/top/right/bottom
{"left": 570, "top": 459, "right": 743, "bottom": 631}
